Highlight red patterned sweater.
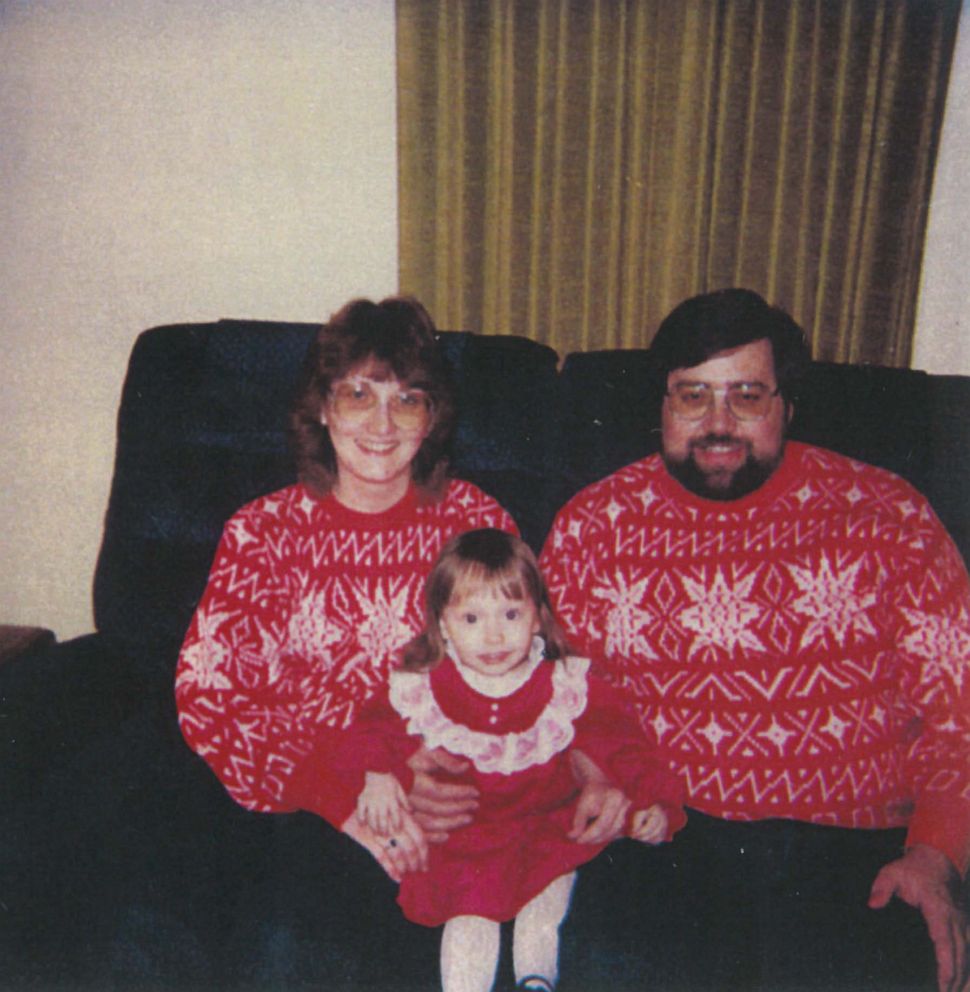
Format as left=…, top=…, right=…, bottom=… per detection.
left=175, top=480, right=515, bottom=815
left=540, top=442, right=970, bottom=873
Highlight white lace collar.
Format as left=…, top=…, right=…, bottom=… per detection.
left=387, top=656, right=591, bottom=775
left=449, top=635, right=546, bottom=698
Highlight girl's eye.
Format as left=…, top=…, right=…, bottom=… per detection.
left=463, top=613, right=477, bottom=624
left=505, top=608, right=520, bottom=621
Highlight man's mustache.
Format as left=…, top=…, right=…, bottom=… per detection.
left=691, top=434, right=745, bottom=449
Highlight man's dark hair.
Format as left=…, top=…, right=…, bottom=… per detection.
left=648, top=288, right=811, bottom=414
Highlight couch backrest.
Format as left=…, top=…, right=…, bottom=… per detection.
left=553, top=352, right=938, bottom=491
left=927, top=374, right=970, bottom=561
left=554, top=349, right=970, bottom=564
left=94, top=321, right=970, bottom=690
left=93, top=321, right=561, bottom=687
left=93, top=321, right=313, bottom=687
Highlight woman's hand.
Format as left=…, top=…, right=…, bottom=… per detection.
left=356, top=771, right=410, bottom=835
left=406, top=746, right=479, bottom=843
left=342, top=807, right=429, bottom=882
left=629, top=804, right=668, bottom=844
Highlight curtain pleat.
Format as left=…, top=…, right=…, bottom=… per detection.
left=397, top=0, right=958, bottom=363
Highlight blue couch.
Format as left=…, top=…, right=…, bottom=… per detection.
left=4, top=319, right=968, bottom=989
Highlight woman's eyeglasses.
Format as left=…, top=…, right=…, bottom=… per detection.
left=329, top=380, right=432, bottom=433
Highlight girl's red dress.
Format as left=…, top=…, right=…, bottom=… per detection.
left=337, top=649, right=685, bottom=927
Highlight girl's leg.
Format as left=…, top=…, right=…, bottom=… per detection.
left=441, top=915, right=501, bottom=992
left=512, top=872, right=577, bottom=990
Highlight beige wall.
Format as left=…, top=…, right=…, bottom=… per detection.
left=1, top=0, right=398, bottom=640
left=914, top=6, right=970, bottom=376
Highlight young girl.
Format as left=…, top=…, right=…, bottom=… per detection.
left=336, top=528, right=685, bottom=992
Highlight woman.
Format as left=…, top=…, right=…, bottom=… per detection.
left=174, top=297, right=517, bottom=985
left=177, top=295, right=515, bottom=826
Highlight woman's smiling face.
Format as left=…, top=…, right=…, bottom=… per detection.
left=321, top=362, right=431, bottom=512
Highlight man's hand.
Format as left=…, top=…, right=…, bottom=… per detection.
left=566, top=747, right=631, bottom=844
left=568, top=779, right=631, bottom=844
left=406, top=746, right=478, bottom=843
left=341, top=808, right=429, bottom=882
left=869, top=844, right=970, bottom=992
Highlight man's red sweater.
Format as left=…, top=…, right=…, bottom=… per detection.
left=541, top=443, right=970, bottom=873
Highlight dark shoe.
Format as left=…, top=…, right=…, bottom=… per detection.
left=516, top=977, right=554, bottom=992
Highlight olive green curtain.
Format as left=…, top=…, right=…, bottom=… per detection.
left=396, top=0, right=959, bottom=363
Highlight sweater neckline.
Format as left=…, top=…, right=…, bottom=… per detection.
left=308, top=482, right=421, bottom=527
left=658, top=440, right=805, bottom=513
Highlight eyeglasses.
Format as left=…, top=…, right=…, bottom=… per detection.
left=328, top=380, right=432, bottom=433
left=666, top=382, right=781, bottom=422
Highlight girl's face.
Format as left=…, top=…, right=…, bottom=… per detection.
left=440, top=582, right=540, bottom=681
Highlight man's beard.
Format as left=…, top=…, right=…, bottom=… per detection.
left=662, top=434, right=784, bottom=501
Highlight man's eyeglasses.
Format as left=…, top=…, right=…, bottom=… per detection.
left=666, top=382, right=781, bottom=422
left=329, top=380, right=432, bottom=433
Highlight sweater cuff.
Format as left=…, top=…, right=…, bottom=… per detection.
left=905, top=795, right=970, bottom=877
left=283, top=729, right=361, bottom=829
left=661, top=801, right=688, bottom=841
left=284, top=731, right=420, bottom=830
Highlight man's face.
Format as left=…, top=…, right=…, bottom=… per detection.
left=660, top=339, right=788, bottom=500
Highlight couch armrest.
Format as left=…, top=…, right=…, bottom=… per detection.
left=0, top=633, right=144, bottom=802
left=0, top=625, right=56, bottom=666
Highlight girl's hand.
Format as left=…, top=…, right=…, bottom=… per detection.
left=630, top=804, right=668, bottom=844
left=356, top=771, right=410, bottom=836
left=568, top=781, right=631, bottom=845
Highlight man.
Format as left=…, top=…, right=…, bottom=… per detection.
left=539, top=289, right=970, bottom=991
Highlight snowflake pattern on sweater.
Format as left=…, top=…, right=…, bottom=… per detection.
left=540, top=442, right=970, bottom=871
left=176, top=481, right=515, bottom=813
